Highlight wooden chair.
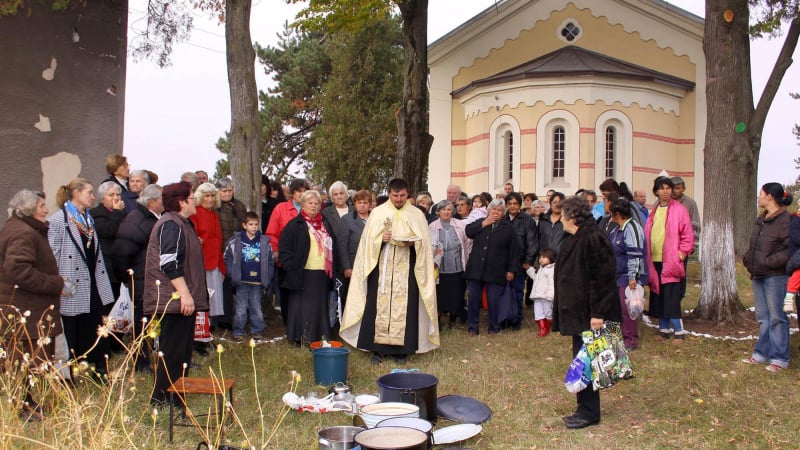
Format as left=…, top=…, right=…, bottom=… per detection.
left=167, top=377, right=235, bottom=443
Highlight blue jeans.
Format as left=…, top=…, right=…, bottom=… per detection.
left=233, top=283, right=266, bottom=338
left=751, top=275, right=790, bottom=368
left=658, top=317, right=685, bottom=335
left=467, top=281, right=505, bottom=334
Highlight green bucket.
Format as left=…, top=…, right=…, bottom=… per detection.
left=312, top=347, right=350, bottom=385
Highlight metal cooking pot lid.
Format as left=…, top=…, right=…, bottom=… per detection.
left=436, top=395, right=492, bottom=424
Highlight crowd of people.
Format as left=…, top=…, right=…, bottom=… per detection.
left=2, top=151, right=797, bottom=430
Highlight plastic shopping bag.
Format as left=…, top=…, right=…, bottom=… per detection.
left=194, top=311, right=212, bottom=341
left=625, top=284, right=645, bottom=320
left=581, top=322, right=634, bottom=391
left=564, top=344, right=593, bottom=393
left=108, top=284, right=133, bottom=334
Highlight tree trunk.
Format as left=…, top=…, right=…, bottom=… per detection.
left=694, top=0, right=751, bottom=322
left=395, top=0, right=433, bottom=195
left=225, top=0, right=262, bottom=218
left=696, top=2, right=799, bottom=323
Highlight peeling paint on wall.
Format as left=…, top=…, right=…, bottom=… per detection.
left=41, top=58, right=57, bottom=80
left=34, top=114, right=51, bottom=132
left=41, top=152, right=81, bottom=214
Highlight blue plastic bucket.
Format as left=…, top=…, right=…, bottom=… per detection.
left=313, top=347, right=350, bottom=385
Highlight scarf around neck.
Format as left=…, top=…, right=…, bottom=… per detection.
left=301, top=211, right=333, bottom=278
left=64, top=201, right=95, bottom=242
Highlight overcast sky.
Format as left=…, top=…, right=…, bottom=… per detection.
left=124, top=0, right=799, bottom=190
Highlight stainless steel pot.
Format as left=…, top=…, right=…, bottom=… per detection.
left=318, top=426, right=364, bottom=450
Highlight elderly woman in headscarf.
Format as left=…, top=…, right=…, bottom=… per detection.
left=429, top=200, right=471, bottom=328
left=190, top=182, right=226, bottom=345
left=0, top=189, right=64, bottom=418
left=279, top=190, right=335, bottom=346
left=48, top=178, right=115, bottom=381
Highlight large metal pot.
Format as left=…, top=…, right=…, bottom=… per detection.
left=376, top=417, right=433, bottom=450
left=377, top=372, right=438, bottom=422
left=354, top=426, right=428, bottom=450
left=318, top=426, right=365, bottom=450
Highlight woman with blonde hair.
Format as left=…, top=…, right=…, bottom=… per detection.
left=48, top=178, right=115, bottom=381
left=279, top=190, right=335, bottom=345
left=190, top=182, right=226, bottom=349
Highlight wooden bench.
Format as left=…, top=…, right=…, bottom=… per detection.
left=167, top=377, right=236, bottom=443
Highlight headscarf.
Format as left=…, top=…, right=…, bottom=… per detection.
left=301, top=210, right=333, bottom=278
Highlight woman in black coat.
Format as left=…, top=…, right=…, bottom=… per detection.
left=464, top=198, right=519, bottom=337
left=279, top=190, right=335, bottom=346
left=111, top=184, right=163, bottom=371
left=553, top=196, right=620, bottom=430
left=91, top=181, right=127, bottom=300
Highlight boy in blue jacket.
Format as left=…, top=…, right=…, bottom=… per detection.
left=224, top=212, right=274, bottom=342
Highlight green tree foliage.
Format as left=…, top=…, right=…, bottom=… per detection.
left=289, top=0, right=432, bottom=194
left=750, top=0, right=800, bottom=37
left=254, top=23, right=330, bottom=180
left=215, top=19, right=403, bottom=190
left=306, top=14, right=403, bottom=192
left=1, top=0, right=76, bottom=16
left=214, top=132, right=231, bottom=179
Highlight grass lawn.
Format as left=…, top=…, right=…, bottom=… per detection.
left=3, top=262, right=799, bottom=449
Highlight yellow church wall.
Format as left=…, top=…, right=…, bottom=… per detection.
left=453, top=97, right=696, bottom=198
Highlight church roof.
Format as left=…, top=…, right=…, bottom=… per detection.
left=451, top=45, right=695, bottom=98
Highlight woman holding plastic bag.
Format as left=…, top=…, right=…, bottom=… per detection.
left=608, top=198, right=648, bottom=350
left=553, top=197, right=620, bottom=429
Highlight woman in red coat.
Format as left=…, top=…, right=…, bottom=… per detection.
left=190, top=183, right=226, bottom=341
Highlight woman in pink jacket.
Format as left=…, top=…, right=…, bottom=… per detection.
left=644, top=176, right=694, bottom=343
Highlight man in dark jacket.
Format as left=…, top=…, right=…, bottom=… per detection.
left=504, top=192, right=538, bottom=330
left=464, top=198, right=519, bottom=337
left=539, top=192, right=567, bottom=256
left=216, top=177, right=248, bottom=330
left=111, top=184, right=163, bottom=371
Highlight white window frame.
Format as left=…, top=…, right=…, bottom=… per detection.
left=489, top=115, right=521, bottom=192
left=536, top=110, right=579, bottom=195
left=594, top=110, right=633, bottom=187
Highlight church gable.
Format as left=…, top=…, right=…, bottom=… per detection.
left=428, top=0, right=705, bottom=208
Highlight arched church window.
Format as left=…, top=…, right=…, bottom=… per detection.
left=605, top=126, right=616, bottom=178
left=553, top=126, right=565, bottom=179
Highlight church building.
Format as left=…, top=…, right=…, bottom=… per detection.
left=427, top=0, right=704, bottom=209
